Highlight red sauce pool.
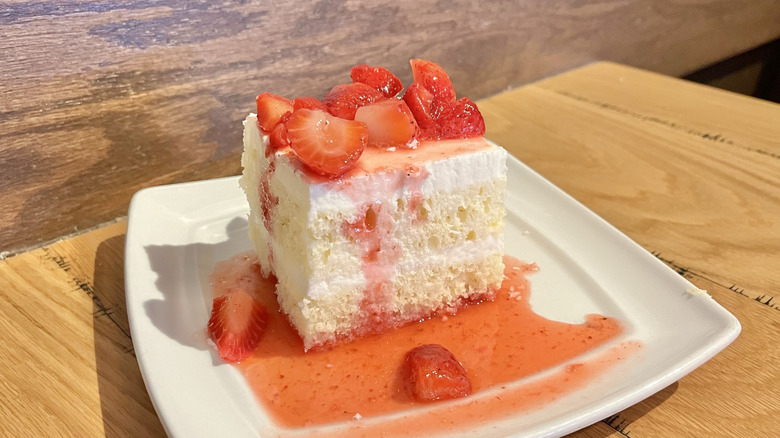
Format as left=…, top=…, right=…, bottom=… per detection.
left=209, top=253, right=632, bottom=436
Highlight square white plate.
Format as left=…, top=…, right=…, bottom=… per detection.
left=125, top=153, right=740, bottom=438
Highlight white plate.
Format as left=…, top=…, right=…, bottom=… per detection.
left=125, top=154, right=740, bottom=438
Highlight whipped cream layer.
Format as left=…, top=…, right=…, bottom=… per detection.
left=240, top=114, right=507, bottom=349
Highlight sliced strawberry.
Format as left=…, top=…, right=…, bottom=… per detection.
left=402, top=82, right=439, bottom=139
left=268, top=120, right=290, bottom=151
left=410, top=59, right=456, bottom=104
left=322, top=82, right=386, bottom=120
left=293, top=96, right=328, bottom=112
left=256, top=92, right=294, bottom=132
left=403, top=344, right=472, bottom=402
left=208, top=287, right=268, bottom=363
left=437, top=97, right=485, bottom=139
left=285, top=109, right=368, bottom=177
left=354, top=99, right=419, bottom=148
left=350, top=64, right=404, bottom=98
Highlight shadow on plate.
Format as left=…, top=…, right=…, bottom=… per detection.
left=142, top=216, right=249, bottom=353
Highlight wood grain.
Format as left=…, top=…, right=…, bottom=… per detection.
left=2, top=0, right=780, bottom=255
left=0, top=221, right=164, bottom=438
left=1, top=62, right=778, bottom=437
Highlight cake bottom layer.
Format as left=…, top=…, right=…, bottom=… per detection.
left=284, top=253, right=504, bottom=350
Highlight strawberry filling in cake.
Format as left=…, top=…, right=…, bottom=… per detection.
left=237, top=60, right=507, bottom=351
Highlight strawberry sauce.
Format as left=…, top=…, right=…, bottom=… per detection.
left=209, top=253, right=630, bottom=435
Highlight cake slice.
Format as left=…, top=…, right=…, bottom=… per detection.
left=240, top=60, right=506, bottom=350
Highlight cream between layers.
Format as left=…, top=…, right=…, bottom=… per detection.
left=240, top=114, right=507, bottom=349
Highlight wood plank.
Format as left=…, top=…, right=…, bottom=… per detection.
left=2, top=0, right=780, bottom=254
left=0, top=221, right=165, bottom=437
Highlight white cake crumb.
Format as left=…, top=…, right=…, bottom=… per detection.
left=353, top=413, right=362, bottom=421
left=686, top=287, right=709, bottom=297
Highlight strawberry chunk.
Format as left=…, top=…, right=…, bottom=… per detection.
left=268, top=120, right=290, bottom=151
left=208, top=287, right=268, bottom=363
left=403, top=344, right=472, bottom=402
left=256, top=92, right=294, bottom=132
left=293, top=97, right=328, bottom=112
left=350, top=64, right=404, bottom=98
left=322, top=82, right=386, bottom=120
left=410, top=59, right=456, bottom=104
left=285, top=109, right=368, bottom=177
left=402, top=82, right=439, bottom=139
left=403, top=60, right=485, bottom=140
left=437, top=97, right=485, bottom=139
left=354, top=99, right=419, bottom=149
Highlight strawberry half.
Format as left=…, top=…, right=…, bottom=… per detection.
left=402, top=82, right=439, bottom=139
left=403, top=344, right=472, bottom=402
left=285, top=109, right=368, bottom=177
left=268, top=120, right=290, bottom=151
left=322, top=82, right=386, bottom=120
left=351, top=64, right=404, bottom=98
left=354, top=99, right=419, bottom=148
left=256, top=92, right=294, bottom=132
left=410, top=59, right=456, bottom=104
left=208, top=287, right=268, bottom=363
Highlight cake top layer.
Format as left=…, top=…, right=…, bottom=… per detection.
left=261, top=121, right=494, bottom=182
left=253, top=60, right=488, bottom=179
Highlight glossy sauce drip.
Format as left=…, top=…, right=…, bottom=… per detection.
left=342, top=201, right=398, bottom=335
left=276, top=136, right=491, bottom=182
left=210, top=253, right=629, bottom=435
left=336, top=163, right=429, bottom=339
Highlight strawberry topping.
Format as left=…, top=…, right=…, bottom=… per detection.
left=437, top=97, right=485, bottom=139
left=256, top=92, right=294, bottom=132
left=285, top=109, right=368, bottom=177
left=403, top=344, right=472, bottom=402
left=253, top=60, right=485, bottom=176
left=208, top=287, right=268, bottom=363
left=322, top=82, right=386, bottom=120
left=410, top=59, right=456, bottom=104
left=350, top=64, right=404, bottom=98
left=354, top=99, right=419, bottom=149
left=293, top=97, right=328, bottom=112
left=268, top=119, right=290, bottom=151
left=403, top=60, right=485, bottom=140
left=402, top=82, right=439, bottom=139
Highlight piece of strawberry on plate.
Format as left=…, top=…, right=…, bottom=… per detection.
left=207, top=287, right=268, bottom=363
left=403, top=344, right=472, bottom=402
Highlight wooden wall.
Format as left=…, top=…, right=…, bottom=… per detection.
left=2, top=0, right=780, bottom=255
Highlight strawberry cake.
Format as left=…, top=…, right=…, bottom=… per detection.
left=239, top=60, right=507, bottom=351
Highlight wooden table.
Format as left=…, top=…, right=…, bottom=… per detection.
left=2, top=62, right=778, bottom=437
